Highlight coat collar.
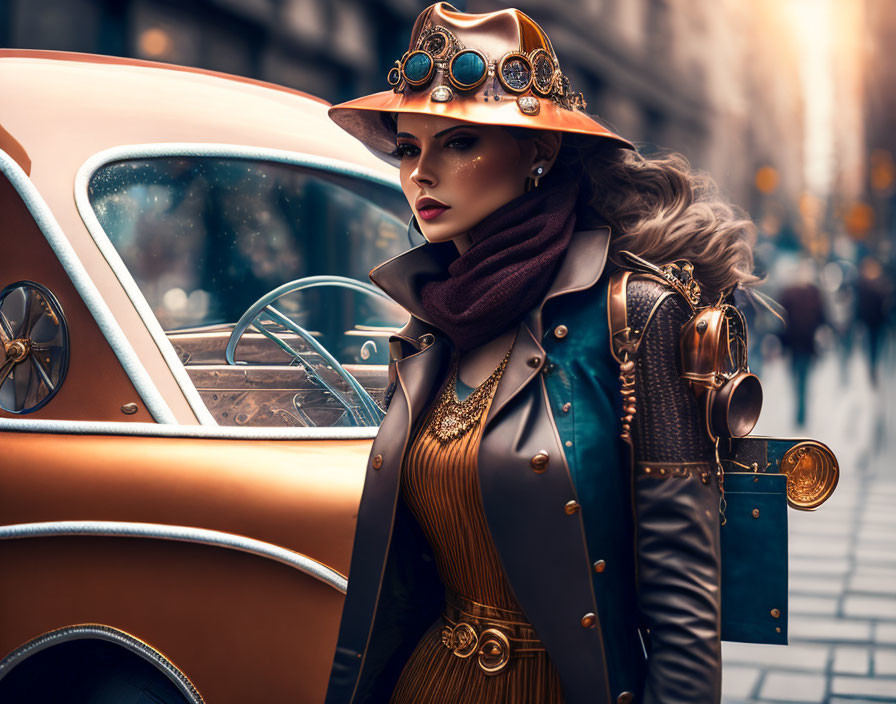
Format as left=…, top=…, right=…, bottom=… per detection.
left=369, top=221, right=612, bottom=333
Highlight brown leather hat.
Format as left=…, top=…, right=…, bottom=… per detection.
left=328, top=2, right=634, bottom=159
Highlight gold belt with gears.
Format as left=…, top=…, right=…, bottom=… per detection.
left=440, top=591, right=546, bottom=675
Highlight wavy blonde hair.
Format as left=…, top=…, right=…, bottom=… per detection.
left=561, top=140, right=760, bottom=300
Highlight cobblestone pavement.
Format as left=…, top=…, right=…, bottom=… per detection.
left=721, top=337, right=896, bottom=703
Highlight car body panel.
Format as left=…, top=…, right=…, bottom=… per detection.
left=0, top=431, right=368, bottom=701
left=0, top=51, right=402, bottom=701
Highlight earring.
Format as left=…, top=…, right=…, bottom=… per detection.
left=532, top=165, right=545, bottom=189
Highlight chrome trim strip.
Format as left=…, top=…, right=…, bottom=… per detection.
left=0, top=149, right=177, bottom=424
left=0, top=416, right=377, bottom=439
left=0, top=624, right=205, bottom=703
left=0, top=520, right=348, bottom=593
left=74, top=144, right=402, bottom=429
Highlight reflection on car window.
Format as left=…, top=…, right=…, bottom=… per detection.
left=88, top=157, right=413, bottom=428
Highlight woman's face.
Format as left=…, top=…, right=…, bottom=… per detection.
left=395, top=113, right=534, bottom=247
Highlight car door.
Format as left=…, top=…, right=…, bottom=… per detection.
left=0, top=147, right=411, bottom=702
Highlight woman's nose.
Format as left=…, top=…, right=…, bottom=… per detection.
left=411, top=153, right=437, bottom=188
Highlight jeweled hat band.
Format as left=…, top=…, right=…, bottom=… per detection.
left=386, top=23, right=586, bottom=114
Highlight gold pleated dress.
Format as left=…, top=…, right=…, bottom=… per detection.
left=389, top=354, right=566, bottom=704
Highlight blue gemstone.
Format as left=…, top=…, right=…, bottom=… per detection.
left=404, top=52, right=432, bottom=83
left=452, top=51, right=486, bottom=87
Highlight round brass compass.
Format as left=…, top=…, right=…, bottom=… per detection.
left=780, top=441, right=839, bottom=510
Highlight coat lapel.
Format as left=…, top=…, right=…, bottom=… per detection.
left=368, top=233, right=457, bottom=327
left=485, top=322, right=543, bottom=430
left=529, top=226, right=611, bottom=337
left=394, top=334, right=451, bottom=425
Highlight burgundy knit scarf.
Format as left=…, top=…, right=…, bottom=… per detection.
left=420, top=172, right=579, bottom=352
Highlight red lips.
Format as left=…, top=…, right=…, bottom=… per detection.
left=416, top=196, right=450, bottom=221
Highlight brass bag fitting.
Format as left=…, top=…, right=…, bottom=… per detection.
left=680, top=305, right=763, bottom=440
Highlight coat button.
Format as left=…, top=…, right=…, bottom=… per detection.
left=372, top=454, right=383, bottom=470
left=581, top=613, right=596, bottom=628
left=617, top=692, right=634, bottom=704
left=564, top=500, right=580, bottom=515
left=561, top=402, right=571, bottom=413
left=531, top=451, right=549, bottom=472
left=593, top=559, right=606, bottom=573
left=553, top=324, right=568, bottom=339
left=527, top=355, right=542, bottom=368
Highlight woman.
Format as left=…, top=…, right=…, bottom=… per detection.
left=325, top=4, right=758, bottom=704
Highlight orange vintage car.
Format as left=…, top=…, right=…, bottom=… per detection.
left=0, top=50, right=414, bottom=703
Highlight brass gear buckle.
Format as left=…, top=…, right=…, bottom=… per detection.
left=440, top=622, right=511, bottom=674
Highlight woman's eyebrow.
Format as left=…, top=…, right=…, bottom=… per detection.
left=433, top=125, right=477, bottom=139
left=395, top=132, right=417, bottom=140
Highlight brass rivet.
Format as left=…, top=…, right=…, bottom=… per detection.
left=372, top=454, right=383, bottom=470
left=593, top=559, right=606, bottom=573
left=120, top=403, right=139, bottom=415
left=531, top=451, right=549, bottom=472
left=617, top=693, right=634, bottom=704
left=565, top=440, right=573, bottom=448
left=770, top=608, right=781, bottom=619
left=752, top=508, right=760, bottom=518
left=561, top=402, right=571, bottom=413
left=775, top=626, right=781, bottom=633
left=564, top=500, right=580, bottom=515
left=554, top=324, right=568, bottom=339
left=527, top=355, right=542, bottom=368
left=581, top=613, right=596, bottom=628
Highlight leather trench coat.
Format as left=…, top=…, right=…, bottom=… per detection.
left=325, top=225, right=722, bottom=704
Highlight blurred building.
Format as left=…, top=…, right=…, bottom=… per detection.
left=864, top=0, right=896, bottom=248
left=1, top=0, right=812, bottom=216
left=467, top=0, right=806, bottom=216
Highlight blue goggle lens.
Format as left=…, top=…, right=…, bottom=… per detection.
left=451, top=51, right=487, bottom=89
left=403, top=52, right=433, bottom=84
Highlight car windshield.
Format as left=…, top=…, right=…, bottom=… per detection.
left=87, top=156, right=415, bottom=428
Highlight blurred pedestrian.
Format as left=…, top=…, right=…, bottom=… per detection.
left=855, top=256, right=891, bottom=383
left=778, top=258, right=827, bottom=426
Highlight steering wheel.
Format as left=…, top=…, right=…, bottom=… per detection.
left=226, top=275, right=393, bottom=427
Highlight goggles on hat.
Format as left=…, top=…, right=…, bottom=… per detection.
left=385, top=25, right=584, bottom=110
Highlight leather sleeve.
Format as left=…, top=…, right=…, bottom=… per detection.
left=628, top=280, right=722, bottom=704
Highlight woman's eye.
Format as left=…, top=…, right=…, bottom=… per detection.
left=395, top=143, right=420, bottom=159
left=446, top=135, right=476, bottom=150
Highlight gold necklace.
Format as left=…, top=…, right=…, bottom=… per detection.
left=428, top=347, right=512, bottom=444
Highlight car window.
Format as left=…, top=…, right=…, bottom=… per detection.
left=87, top=156, right=413, bottom=428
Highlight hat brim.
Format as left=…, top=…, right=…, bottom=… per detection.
left=328, top=89, right=634, bottom=163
